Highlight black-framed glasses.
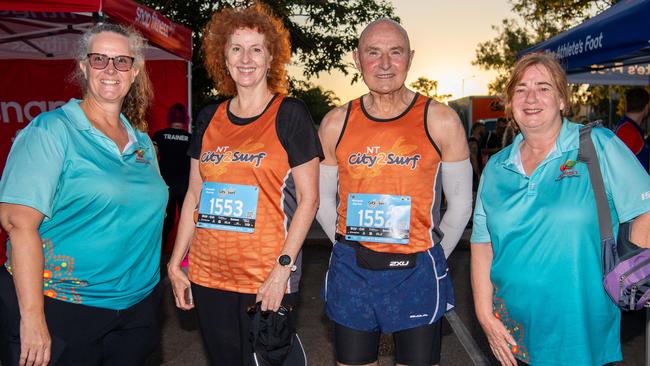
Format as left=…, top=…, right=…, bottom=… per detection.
left=86, top=53, right=135, bottom=72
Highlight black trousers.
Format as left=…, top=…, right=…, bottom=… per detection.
left=0, top=267, right=162, bottom=366
left=162, top=181, right=187, bottom=250
left=191, top=282, right=298, bottom=366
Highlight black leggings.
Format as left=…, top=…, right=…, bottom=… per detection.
left=191, top=282, right=298, bottom=366
left=334, top=320, right=442, bottom=366
left=0, top=267, right=161, bottom=366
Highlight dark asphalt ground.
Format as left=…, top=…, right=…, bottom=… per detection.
left=153, top=226, right=647, bottom=366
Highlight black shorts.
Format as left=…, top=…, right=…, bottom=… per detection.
left=191, top=282, right=298, bottom=366
left=0, top=267, right=161, bottom=366
left=333, top=319, right=443, bottom=366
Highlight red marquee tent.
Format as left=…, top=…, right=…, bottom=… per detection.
left=0, top=0, right=193, bottom=262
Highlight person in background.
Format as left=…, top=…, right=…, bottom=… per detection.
left=0, top=23, right=167, bottom=366
left=471, top=53, right=650, bottom=366
left=501, top=120, right=518, bottom=148
left=468, top=122, right=485, bottom=195
left=484, top=117, right=508, bottom=158
left=317, top=18, right=472, bottom=366
left=153, top=103, right=191, bottom=252
left=615, top=87, right=649, bottom=171
left=166, top=4, right=321, bottom=365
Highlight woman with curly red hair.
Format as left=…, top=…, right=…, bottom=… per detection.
left=167, top=3, right=322, bottom=365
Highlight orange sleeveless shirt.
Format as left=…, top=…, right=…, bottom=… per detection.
left=190, top=95, right=294, bottom=293
left=335, top=94, right=443, bottom=254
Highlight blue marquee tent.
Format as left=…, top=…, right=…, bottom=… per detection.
left=520, top=0, right=650, bottom=85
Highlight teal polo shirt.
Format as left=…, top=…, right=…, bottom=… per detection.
left=0, top=99, right=168, bottom=310
left=471, top=119, right=650, bottom=366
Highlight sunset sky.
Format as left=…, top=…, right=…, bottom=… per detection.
left=289, top=0, right=519, bottom=103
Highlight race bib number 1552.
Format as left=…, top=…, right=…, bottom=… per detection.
left=345, top=193, right=411, bottom=244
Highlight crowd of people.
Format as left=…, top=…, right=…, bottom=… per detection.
left=0, top=3, right=648, bottom=366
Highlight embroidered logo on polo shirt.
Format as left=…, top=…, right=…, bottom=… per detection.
left=555, top=159, right=579, bottom=181
left=135, top=148, right=149, bottom=164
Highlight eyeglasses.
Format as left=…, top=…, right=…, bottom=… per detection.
left=86, top=53, right=135, bottom=72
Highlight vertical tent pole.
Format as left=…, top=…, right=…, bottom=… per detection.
left=646, top=306, right=649, bottom=366
left=608, top=85, right=613, bottom=129
left=187, top=60, right=192, bottom=133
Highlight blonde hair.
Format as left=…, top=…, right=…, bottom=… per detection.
left=73, top=23, right=153, bottom=131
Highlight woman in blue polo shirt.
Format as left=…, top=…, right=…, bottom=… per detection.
left=0, top=23, right=167, bottom=366
left=471, top=53, right=650, bottom=366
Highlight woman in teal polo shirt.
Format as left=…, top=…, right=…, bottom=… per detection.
left=0, top=23, right=167, bottom=366
left=471, top=53, right=650, bottom=366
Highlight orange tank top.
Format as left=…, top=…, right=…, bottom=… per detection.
left=190, top=95, right=294, bottom=293
left=335, top=94, right=443, bottom=254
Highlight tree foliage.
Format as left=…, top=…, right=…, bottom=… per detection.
left=473, top=19, right=534, bottom=93
left=289, top=80, right=340, bottom=125
left=409, top=77, right=452, bottom=102
left=473, top=0, right=617, bottom=95
left=136, top=0, right=396, bottom=111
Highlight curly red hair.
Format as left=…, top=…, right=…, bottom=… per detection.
left=202, top=3, right=291, bottom=96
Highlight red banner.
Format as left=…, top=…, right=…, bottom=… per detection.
left=104, top=0, right=193, bottom=61
left=146, top=60, right=190, bottom=135
left=0, top=0, right=101, bottom=12
left=0, top=60, right=80, bottom=174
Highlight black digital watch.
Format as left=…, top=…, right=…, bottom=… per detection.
left=277, top=254, right=297, bottom=272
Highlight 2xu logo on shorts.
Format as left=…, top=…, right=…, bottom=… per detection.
left=389, top=260, right=411, bottom=267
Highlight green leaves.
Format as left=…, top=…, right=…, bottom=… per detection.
left=137, top=0, right=396, bottom=109
left=409, top=77, right=451, bottom=102
left=473, top=0, right=617, bottom=94
left=289, top=80, right=340, bottom=125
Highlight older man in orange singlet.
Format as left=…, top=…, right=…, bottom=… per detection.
left=317, top=19, right=472, bottom=366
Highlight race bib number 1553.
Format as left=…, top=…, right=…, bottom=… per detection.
left=197, top=182, right=259, bottom=233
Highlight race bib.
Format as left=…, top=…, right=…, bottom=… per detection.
left=345, top=193, right=411, bottom=244
left=197, top=182, right=259, bottom=233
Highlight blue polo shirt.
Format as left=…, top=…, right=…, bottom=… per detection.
left=471, top=119, right=650, bottom=366
left=0, top=99, right=168, bottom=310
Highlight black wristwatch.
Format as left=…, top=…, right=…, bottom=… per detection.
left=277, top=254, right=297, bottom=272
